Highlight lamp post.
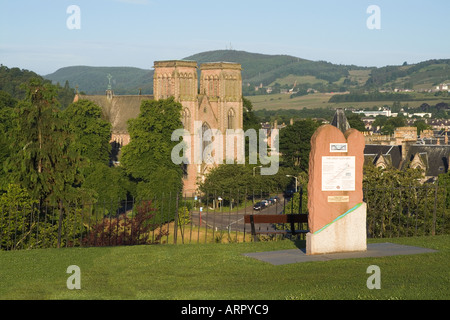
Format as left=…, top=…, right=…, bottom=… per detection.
left=253, top=165, right=262, bottom=176
left=286, top=175, right=298, bottom=193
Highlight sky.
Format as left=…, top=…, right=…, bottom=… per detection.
left=0, top=0, right=449, bottom=75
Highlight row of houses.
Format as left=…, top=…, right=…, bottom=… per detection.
left=363, top=117, right=450, bottom=133
left=364, top=126, right=450, bottom=182
left=331, top=109, right=450, bottom=182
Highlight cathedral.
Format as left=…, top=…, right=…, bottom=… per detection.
left=75, top=60, right=244, bottom=193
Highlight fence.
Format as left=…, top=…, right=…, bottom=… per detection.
left=1, top=185, right=449, bottom=251
left=364, top=184, right=449, bottom=238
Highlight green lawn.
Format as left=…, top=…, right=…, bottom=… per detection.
left=0, top=235, right=449, bottom=300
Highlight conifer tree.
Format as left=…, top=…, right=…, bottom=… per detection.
left=6, top=79, right=87, bottom=205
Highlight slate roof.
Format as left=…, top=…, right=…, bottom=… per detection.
left=364, top=144, right=403, bottom=169
left=80, top=94, right=154, bottom=133
left=402, top=144, right=450, bottom=177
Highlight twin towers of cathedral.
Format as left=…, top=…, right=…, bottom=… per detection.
left=153, top=60, right=244, bottom=192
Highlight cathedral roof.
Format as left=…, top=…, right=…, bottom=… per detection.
left=78, top=93, right=154, bottom=133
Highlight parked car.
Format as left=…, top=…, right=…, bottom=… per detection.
left=253, top=202, right=266, bottom=211
left=268, top=196, right=280, bottom=204
left=261, top=199, right=269, bottom=207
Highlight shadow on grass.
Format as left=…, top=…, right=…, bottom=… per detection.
left=291, top=238, right=307, bottom=253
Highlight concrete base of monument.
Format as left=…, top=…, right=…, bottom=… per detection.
left=306, top=202, right=367, bottom=255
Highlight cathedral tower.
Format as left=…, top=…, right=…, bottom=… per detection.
left=153, top=60, right=243, bottom=194
left=200, top=62, right=243, bottom=132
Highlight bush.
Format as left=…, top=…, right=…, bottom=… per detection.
left=82, top=200, right=168, bottom=246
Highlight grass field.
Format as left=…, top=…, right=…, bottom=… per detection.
left=247, top=92, right=450, bottom=111
left=0, top=235, right=448, bottom=300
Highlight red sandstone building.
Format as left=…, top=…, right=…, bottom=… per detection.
left=75, top=60, right=244, bottom=194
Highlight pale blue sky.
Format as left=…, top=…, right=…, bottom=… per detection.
left=0, top=0, right=449, bottom=75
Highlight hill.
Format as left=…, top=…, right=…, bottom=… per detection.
left=184, top=50, right=368, bottom=93
left=44, top=66, right=154, bottom=95
left=43, top=50, right=366, bottom=95
left=365, top=59, right=450, bottom=91
left=42, top=50, right=450, bottom=99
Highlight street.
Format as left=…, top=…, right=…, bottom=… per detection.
left=189, top=195, right=290, bottom=233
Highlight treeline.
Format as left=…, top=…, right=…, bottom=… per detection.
left=0, top=77, right=184, bottom=250
left=0, top=65, right=75, bottom=109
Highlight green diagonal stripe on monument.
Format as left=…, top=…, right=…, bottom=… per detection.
left=313, top=203, right=363, bottom=235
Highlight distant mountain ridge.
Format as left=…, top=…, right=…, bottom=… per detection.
left=42, top=50, right=450, bottom=95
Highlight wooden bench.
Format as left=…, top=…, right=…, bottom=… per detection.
left=244, top=214, right=309, bottom=242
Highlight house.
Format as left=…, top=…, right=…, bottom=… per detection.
left=401, top=145, right=450, bottom=182
left=364, top=145, right=403, bottom=170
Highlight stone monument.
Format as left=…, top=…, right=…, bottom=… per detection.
left=306, top=124, right=367, bottom=255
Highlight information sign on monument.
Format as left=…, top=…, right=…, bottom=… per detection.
left=322, top=156, right=355, bottom=191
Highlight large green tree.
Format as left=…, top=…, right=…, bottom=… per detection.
left=62, top=99, right=132, bottom=209
left=120, top=98, right=184, bottom=201
left=5, top=79, right=88, bottom=205
left=0, top=91, right=18, bottom=189
left=279, top=119, right=321, bottom=172
left=199, top=162, right=293, bottom=195
left=62, top=99, right=112, bottom=166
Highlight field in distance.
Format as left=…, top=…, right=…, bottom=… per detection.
left=246, top=92, right=450, bottom=111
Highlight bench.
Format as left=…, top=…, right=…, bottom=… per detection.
left=244, top=214, right=309, bottom=242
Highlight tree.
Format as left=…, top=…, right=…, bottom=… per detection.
left=120, top=98, right=184, bottom=209
left=346, top=113, right=366, bottom=132
left=0, top=91, right=18, bottom=189
left=279, top=119, right=320, bottom=172
left=197, top=162, right=294, bottom=206
left=0, top=184, right=37, bottom=250
left=62, top=99, right=112, bottom=166
left=5, top=79, right=88, bottom=205
left=82, top=163, right=132, bottom=213
left=361, top=164, right=443, bottom=237
left=413, top=120, right=431, bottom=135
left=242, top=97, right=261, bottom=132
left=375, top=116, right=406, bottom=135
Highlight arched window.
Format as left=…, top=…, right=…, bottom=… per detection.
left=202, top=122, right=213, bottom=163
left=227, top=108, right=235, bottom=130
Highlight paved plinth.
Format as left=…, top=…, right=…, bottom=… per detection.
left=243, top=243, right=437, bottom=265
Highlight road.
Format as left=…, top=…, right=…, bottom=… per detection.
left=190, top=195, right=290, bottom=233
